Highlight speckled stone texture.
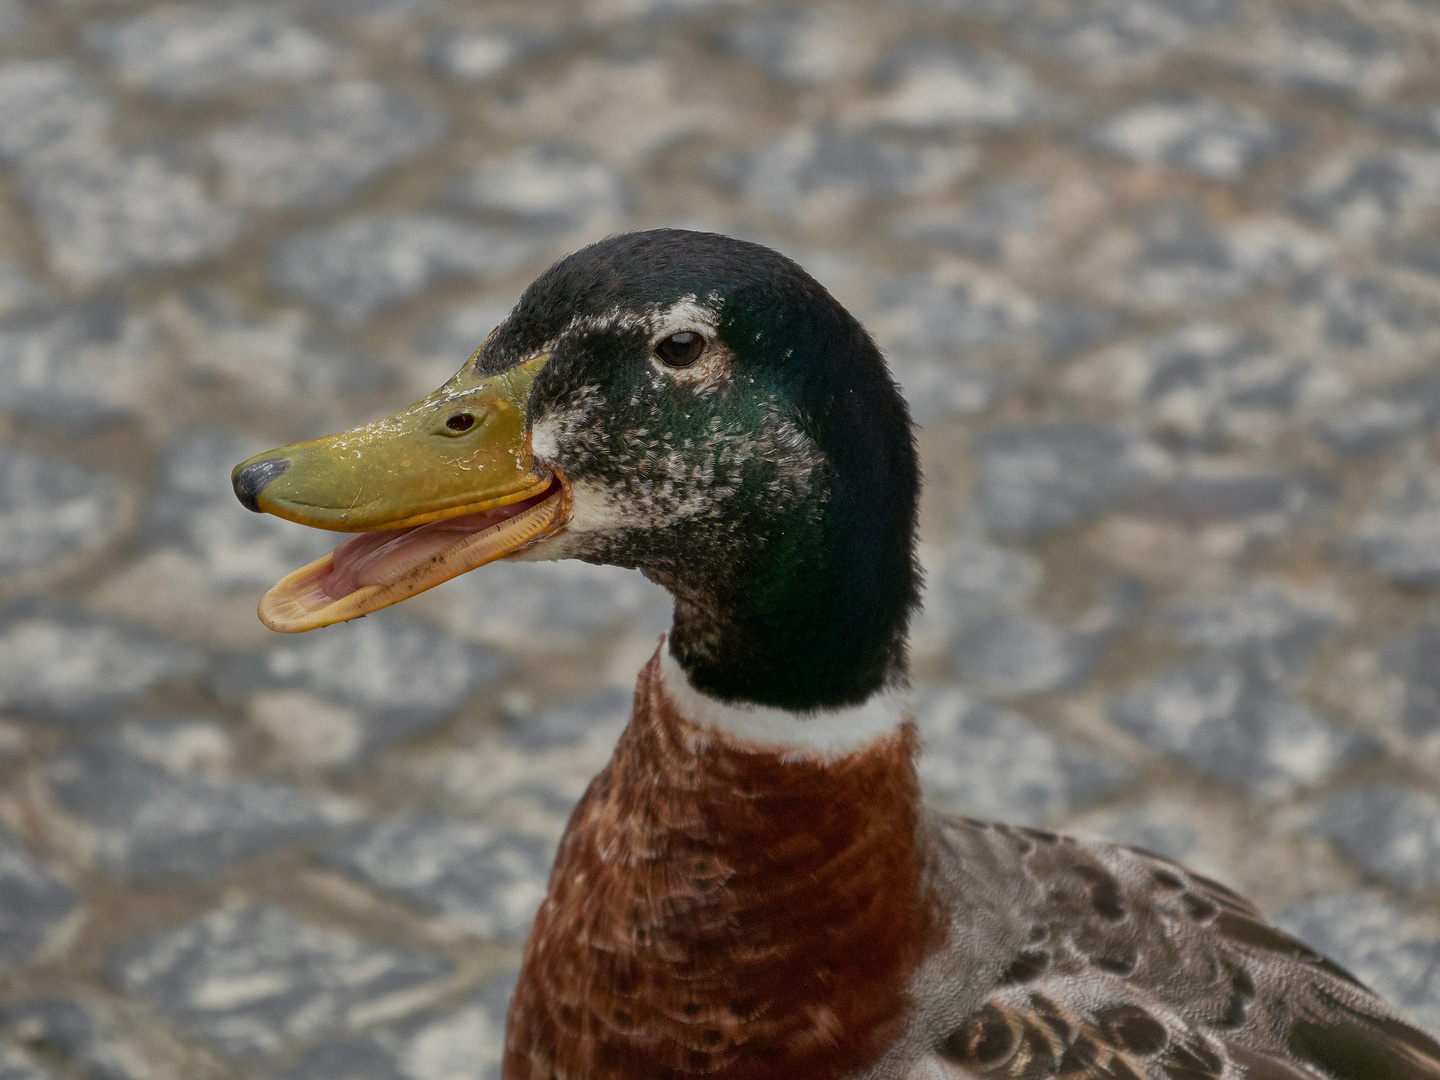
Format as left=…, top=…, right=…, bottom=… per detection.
left=0, top=0, right=1436, bottom=1074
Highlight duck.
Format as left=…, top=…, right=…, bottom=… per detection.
left=232, top=229, right=1440, bottom=1080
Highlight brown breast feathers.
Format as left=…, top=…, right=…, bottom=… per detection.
left=504, top=646, right=939, bottom=1080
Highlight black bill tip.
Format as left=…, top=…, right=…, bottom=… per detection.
left=233, top=457, right=290, bottom=513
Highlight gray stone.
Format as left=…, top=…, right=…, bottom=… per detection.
left=46, top=719, right=354, bottom=883
left=212, top=608, right=508, bottom=751
left=0, top=446, right=124, bottom=577
left=84, top=5, right=339, bottom=102
left=1317, top=370, right=1440, bottom=455
left=951, top=613, right=1105, bottom=698
left=0, top=61, right=112, bottom=163
left=425, top=27, right=551, bottom=82
left=473, top=50, right=720, bottom=164
left=1108, top=321, right=1310, bottom=450
left=22, top=148, right=246, bottom=282
left=423, top=555, right=670, bottom=653
left=383, top=973, right=512, bottom=1080
left=0, top=0, right=25, bottom=41
left=1368, top=103, right=1440, bottom=148
left=408, top=296, right=517, bottom=381
left=1088, top=94, right=1303, bottom=181
left=0, top=298, right=161, bottom=424
left=1119, top=197, right=1328, bottom=309
left=940, top=565, right=1139, bottom=696
left=277, top=1038, right=403, bottom=1080
left=1087, top=805, right=1203, bottom=866
left=887, top=357, right=1003, bottom=425
left=889, top=179, right=1047, bottom=259
left=914, top=686, right=1134, bottom=825
left=497, top=686, right=632, bottom=753
left=444, top=145, right=631, bottom=233
left=1291, top=149, right=1440, bottom=244
left=1391, top=236, right=1440, bottom=283
left=144, top=428, right=334, bottom=592
left=1311, top=785, right=1440, bottom=892
left=209, top=82, right=445, bottom=211
left=1236, top=10, right=1410, bottom=101
left=1109, top=661, right=1371, bottom=800
left=711, top=8, right=865, bottom=86
left=278, top=971, right=515, bottom=1080
left=106, top=903, right=452, bottom=1060
left=0, top=1046, right=55, bottom=1080
left=0, top=259, right=46, bottom=317
left=971, top=423, right=1161, bottom=539
left=870, top=271, right=1040, bottom=357
left=0, top=605, right=205, bottom=723
left=1, top=998, right=140, bottom=1080
left=723, top=127, right=974, bottom=225
left=1037, top=304, right=1133, bottom=362
left=887, top=2, right=1032, bottom=23
left=922, top=536, right=1041, bottom=623
left=589, top=0, right=743, bottom=19
left=269, top=214, right=542, bottom=324
left=1278, top=893, right=1440, bottom=1036
left=455, top=781, right=584, bottom=841
left=1377, top=624, right=1440, bottom=746
left=1007, top=0, right=1240, bottom=73
left=324, top=810, right=553, bottom=942
left=417, top=704, right=621, bottom=831
left=1345, top=460, right=1440, bottom=588
left=1165, top=581, right=1345, bottom=685
left=863, top=41, right=1047, bottom=130
left=0, top=828, right=78, bottom=976
left=1121, top=467, right=1338, bottom=541
left=1288, top=269, right=1440, bottom=355
left=303, top=0, right=440, bottom=20
left=165, top=285, right=392, bottom=402
left=911, top=534, right=1035, bottom=656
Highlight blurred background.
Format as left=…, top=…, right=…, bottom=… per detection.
left=0, top=0, right=1437, bottom=1075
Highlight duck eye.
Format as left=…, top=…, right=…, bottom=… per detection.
left=446, top=413, right=475, bottom=431
left=655, top=331, right=705, bottom=367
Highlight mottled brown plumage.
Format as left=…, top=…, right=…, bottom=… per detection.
left=505, top=647, right=940, bottom=1080
left=505, top=648, right=1440, bottom=1080
left=916, top=819, right=1440, bottom=1079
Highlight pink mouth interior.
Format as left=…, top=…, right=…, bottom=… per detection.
left=311, top=484, right=558, bottom=602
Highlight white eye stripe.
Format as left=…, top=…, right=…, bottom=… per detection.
left=545, top=294, right=723, bottom=353
left=646, top=296, right=720, bottom=348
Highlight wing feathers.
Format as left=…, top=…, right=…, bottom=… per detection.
left=1288, top=991, right=1440, bottom=1080
left=924, top=818, right=1440, bottom=1080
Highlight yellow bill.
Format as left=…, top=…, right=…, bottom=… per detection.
left=232, top=353, right=569, bottom=632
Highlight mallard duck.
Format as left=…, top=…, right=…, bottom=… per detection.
left=233, top=230, right=1440, bottom=1080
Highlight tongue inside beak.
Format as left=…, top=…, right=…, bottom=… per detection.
left=232, top=353, right=570, bottom=633
left=257, top=478, right=568, bottom=633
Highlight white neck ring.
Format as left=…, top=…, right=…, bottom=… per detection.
left=657, top=647, right=909, bottom=759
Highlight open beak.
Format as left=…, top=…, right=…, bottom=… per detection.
left=232, top=353, right=569, bottom=632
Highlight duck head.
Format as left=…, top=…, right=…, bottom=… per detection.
left=234, top=230, right=919, bottom=710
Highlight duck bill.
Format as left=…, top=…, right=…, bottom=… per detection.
left=232, top=353, right=570, bottom=633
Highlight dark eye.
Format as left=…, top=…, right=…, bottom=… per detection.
left=446, top=413, right=475, bottom=431
left=655, top=331, right=705, bottom=367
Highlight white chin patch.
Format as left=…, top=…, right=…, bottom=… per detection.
left=659, top=648, right=908, bottom=758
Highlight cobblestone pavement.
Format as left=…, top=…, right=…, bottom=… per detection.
left=0, top=0, right=1438, bottom=1076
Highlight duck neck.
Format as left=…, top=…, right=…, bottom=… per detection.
left=504, top=645, right=938, bottom=1080
left=659, top=502, right=919, bottom=712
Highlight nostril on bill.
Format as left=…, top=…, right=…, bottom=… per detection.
left=233, top=458, right=291, bottom=512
